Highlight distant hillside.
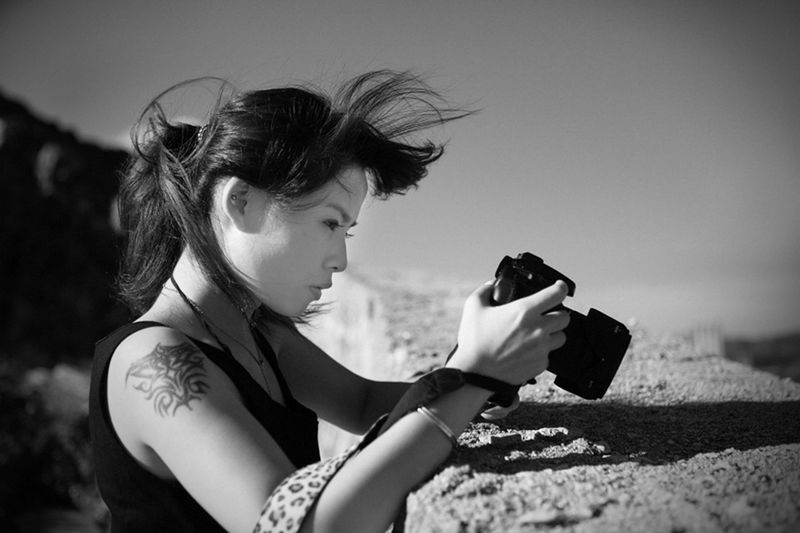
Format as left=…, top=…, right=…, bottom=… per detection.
left=724, top=332, right=800, bottom=382
left=0, top=90, right=129, bottom=365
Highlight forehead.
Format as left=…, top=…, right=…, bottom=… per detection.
left=305, top=165, right=368, bottom=207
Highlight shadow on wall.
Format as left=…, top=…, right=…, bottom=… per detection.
left=455, top=400, right=800, bottom=475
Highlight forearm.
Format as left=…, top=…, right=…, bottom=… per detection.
left=304, top=384, right=492, bottom=533
left=361, top=380, right=412, bottom=428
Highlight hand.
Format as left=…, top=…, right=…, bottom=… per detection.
left=480, top=392, right=521, bottom=421
left=447, top=280, right=570, bottom=385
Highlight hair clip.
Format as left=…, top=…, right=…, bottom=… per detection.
left=196, top=124, right=208, bottom=144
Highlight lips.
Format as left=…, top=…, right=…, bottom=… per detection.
left=309, top=282, right=332, bottom=300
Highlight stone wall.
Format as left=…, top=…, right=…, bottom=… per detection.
left=300, top=266, right=800, bottom=532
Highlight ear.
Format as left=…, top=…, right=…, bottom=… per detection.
left=218, top=177, right=263, bottom=232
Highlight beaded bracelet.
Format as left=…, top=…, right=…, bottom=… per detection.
left=417, top=405, right=458, bottom=447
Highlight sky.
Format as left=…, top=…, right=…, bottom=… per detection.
left=1, top=0, right=798, bottom=338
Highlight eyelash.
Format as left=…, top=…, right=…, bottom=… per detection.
left=325, top=220, right=355, bottom=238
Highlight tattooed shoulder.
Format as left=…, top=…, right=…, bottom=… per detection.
left=125, top=342, right=210, bottom=418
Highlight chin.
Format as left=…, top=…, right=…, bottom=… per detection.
left=267, top=299, right=312, bottom=319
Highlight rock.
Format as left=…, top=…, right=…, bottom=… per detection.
left=489, top=434, right=523, bottom=446
left=594, top=440, right=611, bottom=454
left=516, top=508, right=560, bottom=525
left=564, top=503, right=594, bottom=520
left=725, top=496, right=754, bottom=519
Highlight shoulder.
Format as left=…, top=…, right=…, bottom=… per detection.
left=105, top=325, right=298, bottom=524
left=107, top=325, right=239, bottom=423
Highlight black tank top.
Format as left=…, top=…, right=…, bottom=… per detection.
left=89, top=321, right=320, bottom=532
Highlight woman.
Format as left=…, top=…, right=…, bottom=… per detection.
left=89, top=70, right=570, bottom=532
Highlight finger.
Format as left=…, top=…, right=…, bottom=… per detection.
left=480, top=393, right=521, bottom=421
left=542, top=310, right=571, bottom=333
left=469, top=279, right=499, bottom=307
left=491, top=277, right=514, bottom=305
left=549, top=330, right=567, bottom=350
left=514, top=280, right=569, bottom=313
left=543, top=307, right=571, bottom=318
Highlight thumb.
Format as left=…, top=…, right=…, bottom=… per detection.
left=468, top=280, right=496, bottom=308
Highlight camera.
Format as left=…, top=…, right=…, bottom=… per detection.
left=491, top=252, right=631, bottom=400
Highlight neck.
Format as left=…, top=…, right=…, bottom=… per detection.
left=168, top=250, right=256, bottom=338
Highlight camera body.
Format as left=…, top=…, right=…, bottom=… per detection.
left=492, top=252, right=631, bottom=400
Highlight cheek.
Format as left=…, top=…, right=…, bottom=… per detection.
left=253, top=234, right=310, bottom=286
left=227, top=221, right=323, bottom=295
left=224, top=232, right=277, bottom=280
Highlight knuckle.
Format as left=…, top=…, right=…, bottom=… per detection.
left=512, top=309, right=530, bottom=330
left=529, top=326, right=546, bottom=343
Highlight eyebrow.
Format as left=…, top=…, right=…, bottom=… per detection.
left=324, top=202, right=358, bottom=227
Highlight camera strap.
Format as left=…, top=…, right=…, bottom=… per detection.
left=461, top=372, right=520, bottom=407
left=444, top=345, right=523, bottom=407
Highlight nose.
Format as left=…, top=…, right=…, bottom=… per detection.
left=325, top=235, right=348, bottom=273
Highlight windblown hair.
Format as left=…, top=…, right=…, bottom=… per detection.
left=116, top=70, right=471, bottom=322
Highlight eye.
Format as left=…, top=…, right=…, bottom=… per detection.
left=324, top=220, right=355, bottom=238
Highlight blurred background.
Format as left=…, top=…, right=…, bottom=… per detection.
left=1, top=0, right=798, bottom=530
left=3, top=0, right=800, bottom=337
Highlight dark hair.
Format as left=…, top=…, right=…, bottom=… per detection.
left=116, top=70, right=472, bottom=323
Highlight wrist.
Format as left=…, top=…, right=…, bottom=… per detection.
left=441, top=361, right=520, bottom=408
left=425, top=382, right=492, bottom=438
left=444, top=351, right=517, bottom=394
left=444, top=346, right=489, bottom=375
left=377, top=367, right=495, bottom=438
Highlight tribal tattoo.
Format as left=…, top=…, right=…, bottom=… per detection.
left=125, top=342, right=210, bottom=417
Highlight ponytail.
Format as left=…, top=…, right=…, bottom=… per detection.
left=116, top=99, right=203, bottom=313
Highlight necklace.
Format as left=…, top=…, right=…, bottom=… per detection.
left=170, top=276, right=275, bottom=399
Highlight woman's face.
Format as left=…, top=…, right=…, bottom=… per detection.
left=223, top=165, right=368, bottom=316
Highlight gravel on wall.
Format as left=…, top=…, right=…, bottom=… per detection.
left=400, top=329, right=800, bottom=532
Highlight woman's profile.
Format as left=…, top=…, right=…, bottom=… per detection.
left=89, top=70, right=570, bottom=532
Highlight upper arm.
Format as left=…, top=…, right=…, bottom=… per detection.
left=107, top=327, right=295, bottom=533
left=263, top=322, right=413, bottom=434
left=263, top=322, right=373, bottom=433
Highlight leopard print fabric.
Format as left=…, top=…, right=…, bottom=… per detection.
left=253, top=444, right=358, bottom=533
left=253, top=415, right=387, bottom=533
